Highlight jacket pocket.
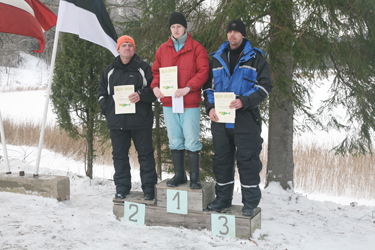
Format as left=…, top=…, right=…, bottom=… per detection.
left=99, top=98, right=107, bottom=115
left=212, top=67, right=225, bottom=92
left=250, top=107, right=262, bottom=129
left=104, top=97, right=115, bottom=122
left=242, top=67, right=257, bottom=93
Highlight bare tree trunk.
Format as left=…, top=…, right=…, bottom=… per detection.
left=154, top=101, right=162, bottom=180
left=86, top=110, right=95, bottom=179
left=267, top=82, right=294, bottom=189
left=86, top=136, right=94, bottom=179
left=266, top=0, right=295, bottom=190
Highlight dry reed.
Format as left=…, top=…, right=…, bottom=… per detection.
left=293, top=141, right=375, bottom=200
left=0, top=118, right=114, bottom=164
left=1, top=118, right=374, bottom=200
left=255, top=141, right=374, bottom=200
left=0, top=86, right=46, bottom=92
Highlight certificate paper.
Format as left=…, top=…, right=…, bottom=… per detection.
left=160, top=66, right=178, bottom=96
left=214, top=92, right=236, bottom=123
left=172, top=95, right=184, bottom=113
left=114, top=85, right=135, bottom=114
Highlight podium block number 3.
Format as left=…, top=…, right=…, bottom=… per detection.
left=211, top=214, right=236, bottom=238
left=124, top=202, right=145, bottom=225
left=167, top=189, right=188, bottom=214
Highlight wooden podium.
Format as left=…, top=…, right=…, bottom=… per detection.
left=113, top=179, right=261, bottom=239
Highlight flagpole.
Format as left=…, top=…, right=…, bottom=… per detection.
left=0, top=111, right=11, bottom=174
left=34, top=28, right=60, bottom=177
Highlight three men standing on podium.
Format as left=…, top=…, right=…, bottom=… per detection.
left=99, top=15, right=272, bottom=217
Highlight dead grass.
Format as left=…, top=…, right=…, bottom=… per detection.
left=0, top=118, right=114, bottom=164
left=1, top=119, right=374, bottom=199
left=0, top=86, right=46, bottom=92
left=292, top=141, right=375, bottom=200
left=257, top=141, right=374, bottom=200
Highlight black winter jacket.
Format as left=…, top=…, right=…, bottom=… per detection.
left=98, top=54, right=156, bottom=130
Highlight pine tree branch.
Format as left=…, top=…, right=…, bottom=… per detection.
left=329, top=52, right=354, bottom=91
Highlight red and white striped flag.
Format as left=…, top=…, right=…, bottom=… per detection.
left=0, top=0, right=57, bottom=53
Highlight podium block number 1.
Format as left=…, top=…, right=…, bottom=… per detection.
left=124, top=201, right=145, bottom=225
left=211, top=214, right=236, bottom=238
left=167, top=189, right=188, bottom=214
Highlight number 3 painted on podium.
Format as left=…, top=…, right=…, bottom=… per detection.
left=211, top=214, right=236, bottom=238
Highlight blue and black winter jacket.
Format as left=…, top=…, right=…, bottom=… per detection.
left=203, top=39, right=273, bottom=123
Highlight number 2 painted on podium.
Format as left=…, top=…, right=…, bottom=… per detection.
left=128, top=204, right=138, bottom=222
left=124, top=201, right=145, bottom=225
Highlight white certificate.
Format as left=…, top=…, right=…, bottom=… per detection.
left=214, top=92, right=236, bottom=123
left=159, top=66, right=178, bottom=96
left=172, top=95, right=184, bottom=113
left=114, top=85, right=135, bottom=114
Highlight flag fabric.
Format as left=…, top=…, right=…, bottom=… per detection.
left=0, top=0, right=57, bottom=53
left=56, top=0, right=119, bottom=57
left=28, top=0, right=57, bottom=31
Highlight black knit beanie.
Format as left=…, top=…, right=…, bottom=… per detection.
left=227, top=19, right=246, bottom=37
left=169, top=12, right=187, bottom=29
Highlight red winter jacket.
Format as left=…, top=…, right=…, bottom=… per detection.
left=151, top=32, right=209, bottom=108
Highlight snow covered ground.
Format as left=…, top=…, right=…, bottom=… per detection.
left=1, top=149, right=375, bottom=250
left=1, top=53, right=375, bottom=249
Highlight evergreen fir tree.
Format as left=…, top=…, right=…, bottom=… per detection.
left=51, top=33, right=114, bottom=179
left=196, top=0, right=375, bottom=189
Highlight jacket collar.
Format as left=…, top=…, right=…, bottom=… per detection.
left=211, top=39, right=256, bottom=60
left=171, top=32, right=188, bottom=46
left=167, top=32, right=193, bottom=52
left=113, top=53, right=141, bottom=70
left=210, top=39, right=256, bottom=77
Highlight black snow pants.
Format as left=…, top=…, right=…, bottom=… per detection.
left=110, top=128, right=157, bottom=194
left=211, top=108, right=263, bottom=208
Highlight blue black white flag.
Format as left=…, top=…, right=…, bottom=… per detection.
left=56, top=0, right=118, bottom=56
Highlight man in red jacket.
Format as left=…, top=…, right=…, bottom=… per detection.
left=151, top=12, right=209, bottom=189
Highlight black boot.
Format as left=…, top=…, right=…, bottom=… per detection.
left=115, top=192, right=128, bottom=199
left=241, top=185, right=261, bottom=216
left=242, top=205, right=255, bottom=216
left=143, top=188, right=155, bottom=200
left=207, top=183, right=234, bottom=211
left=167, top=150, right=187, bottom=187
left=187, top=150, right=202, bottom=189
left=115, top=186, right=130, bottom=199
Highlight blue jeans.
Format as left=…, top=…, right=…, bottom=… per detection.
left=163, top=107, right=202, bottom=152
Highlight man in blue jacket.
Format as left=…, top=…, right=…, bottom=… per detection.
left=98, top=35, right=157, bottom=200
left=203, top=20, right=273, bottom=216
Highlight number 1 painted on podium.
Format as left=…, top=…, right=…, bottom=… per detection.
left=167, top=189, right=188, bottom=214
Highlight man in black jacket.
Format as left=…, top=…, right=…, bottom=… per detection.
left=98, top=35, right=157, bottom=200
left=203, top=20, right=273, bottom=216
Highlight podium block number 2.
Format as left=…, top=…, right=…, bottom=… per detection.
left=124, top=201, right=145, bottom=225
left=167, top=189, right=188, bottom=214
left=211, top=214, right=236, bottom=238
